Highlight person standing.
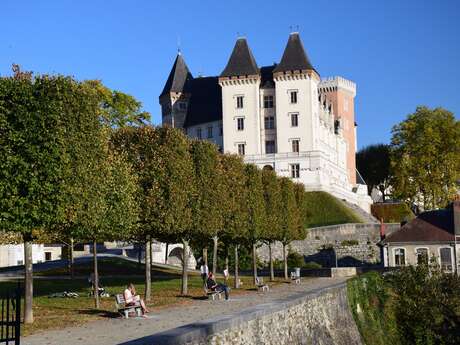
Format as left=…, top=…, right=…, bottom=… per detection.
left=200, top=262, right=209, bottom=285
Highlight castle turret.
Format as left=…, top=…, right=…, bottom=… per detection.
left=159, top=52, right=193, bottom=128
left=273, top=32, right=320, bottom=155
left=219, top=38, right=261, bottom=155
left=318, top=77, right=357, bottom=184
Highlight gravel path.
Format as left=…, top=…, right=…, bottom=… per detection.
left=23, top=277, right=347, bottom=345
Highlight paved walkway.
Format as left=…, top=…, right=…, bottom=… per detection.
left=22, top=277, right=346, bottom=345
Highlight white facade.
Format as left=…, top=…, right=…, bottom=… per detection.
left=0, top=244, right=62, bottom=268
left=160, top=34, right=372, bottom=212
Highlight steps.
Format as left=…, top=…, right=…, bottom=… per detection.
left=339, top=199, right=379, bottom=223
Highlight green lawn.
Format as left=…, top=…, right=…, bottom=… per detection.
left=0, top=257, right=264, bottom=336
left=304, top=191, right=363, bottom=228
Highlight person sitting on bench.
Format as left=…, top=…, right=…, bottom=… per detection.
left=124, top=283, right=149, bottom=314
left=206, top=272, right=230, bottom=300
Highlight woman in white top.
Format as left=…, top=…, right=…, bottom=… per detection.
left=123, top=283, right=148, bottom=314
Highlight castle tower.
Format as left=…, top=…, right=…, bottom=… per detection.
left=273, top=32, right=320, bottom=155
left=318, top=77, right=357, bottom=184
left=219, top=38, right=261, bottom=155
left=159, top=52, right=193, bottom=128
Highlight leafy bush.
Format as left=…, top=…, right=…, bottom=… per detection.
left=303, top=261, right=322, bottom=269
left=287, top=250, right=304, bottom=268
left=303, top=191, right=363, bottom=228
left=371, top=202, right=414, bottom=223
left=341, top=239, right=359, bottom=246
left=348, top=265, right=460, bottom=345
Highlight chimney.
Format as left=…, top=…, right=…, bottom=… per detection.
left=454, top=200, right=460, bottom=236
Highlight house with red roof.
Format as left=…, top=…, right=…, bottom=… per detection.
left=380, top=200, right=460, bottom=272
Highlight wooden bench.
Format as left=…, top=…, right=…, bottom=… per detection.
left=203, top=284, right=224, bottom=300
left=255, top=277, right=269, bottom=292
left=290, top=271, right=301, bottom=284
left=115, top=294, right=142, bottom=319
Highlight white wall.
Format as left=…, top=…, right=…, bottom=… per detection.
left=220, top=77, right=261, bottom=155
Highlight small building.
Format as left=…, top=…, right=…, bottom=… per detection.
left=0, top=243, right=62, bottom=268
left=380, top=201, right=460, bottom=273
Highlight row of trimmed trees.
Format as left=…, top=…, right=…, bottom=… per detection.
left=0, top=69, right=307, bottom=324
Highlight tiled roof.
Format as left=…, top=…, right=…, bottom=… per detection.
left=273, top=32, right=317, bottom=74
left=384, top=207, right=455, bottom=243
left=220, top=38, right=259, bottom=77
left=160, top=54, right=193, bottom=97
left=183, top=77, right=222, bottom=127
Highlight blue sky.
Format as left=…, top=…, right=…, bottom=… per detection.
left=1, top=0, right=459, bottom=148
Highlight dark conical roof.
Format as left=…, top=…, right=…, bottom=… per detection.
left=273, top=32, right=316, bottom=74
left=160, top=53, right=193, bottom=97
left=220, top=38, right=259, bottom=77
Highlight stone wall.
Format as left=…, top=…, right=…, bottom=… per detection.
left=127, top=283, right=362, bottom=345
left=258, top=223, right=400, bottom=267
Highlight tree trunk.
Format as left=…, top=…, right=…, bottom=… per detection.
left=181, top=239, right=189, bottom=295
left=69, top=238, right=74, bottom=279
left=164, top=243, right=169, bottom=264
left=145, top=238, right=151, bottom=301
left=137, top=243, right=142, bottom=268
left=234, top=244, right=239, bottom=289
left=203, top=247, right=208, bottom=267
left=93, top=240, right=100, bottom=309
left=212, top=235, right=218, bottom=275
left=252, top=243, right=258, bottom=285
left=24, top=239, right=33, bottom=324
left=269, top=242, right=274, bottom=281
left=283, top=243, right=288, bottom=280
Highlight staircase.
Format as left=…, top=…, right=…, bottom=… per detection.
left=340, top=199, right=379, bottom=223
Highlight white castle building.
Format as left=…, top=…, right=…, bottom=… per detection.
left=160, top=33, right=372, bottom=211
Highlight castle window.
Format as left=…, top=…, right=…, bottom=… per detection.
left=237, top=143, right=245, bottom=156
left=207, top=126, right=213, bottom=138
left=291, top=113, right=299, bottom=127
left=264, top=95, right=274, bottom=108
left=265, top=140, right=276, bottom=154
left=236, top=96, right=244, bottom=109
left=394, top=248, right=406, bottom=266
left=178, top=102, right=187, bottom=111
left=290, top=91, right=298, bottom=104
left=264, top=116, right=275, bottom=129
left=237, top=117, right=244, bottom=131
left=197, top=128, right=202, bottom=139
left=290, top=164, right=300, bottom=178
left=291, top=139, right=300, bottom=153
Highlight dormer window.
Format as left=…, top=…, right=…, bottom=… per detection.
left=236, top=96, right=244, bottom=109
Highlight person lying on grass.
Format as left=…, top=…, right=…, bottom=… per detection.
left=206, top=272, right=230, bottom=300
left=124, top=283, right=149, bottom=315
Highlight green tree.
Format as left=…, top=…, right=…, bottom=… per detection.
left=356, top=144, right=391, bottom=200
left=219, top=154, right=248, bottom=288
left=154, top=127, right=195, bottom=295
left=189, top=140, right=224, bottom=275
left=0, top=70, right=71, bottom=323
left=278, top=177, right=302, bottom=279
left=261, top=169, right=282, bottom=281
left=83, top=80, right=150, bottom=128
left=111, top=126, right=161, bottom=301
left=391, top=106, right=460, bottom=210
left=244, top=164, right=266, bottom=285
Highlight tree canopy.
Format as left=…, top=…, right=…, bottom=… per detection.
left=356, top=144, right=391, bottom=199
left=390, top=106, right=460, bottom=210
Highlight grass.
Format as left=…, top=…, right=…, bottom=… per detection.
left=347, top=271, right=399, bottom=345
left=0, top=257, right=274, bottom=336
left=304, top=191, right=363, bottom=228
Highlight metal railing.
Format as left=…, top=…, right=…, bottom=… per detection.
left=0, top=285, right=21, bottom=345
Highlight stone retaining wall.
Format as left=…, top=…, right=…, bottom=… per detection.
left=258, top=223, right=400, bottom=267
left=122, top=283, right=362, bottom=345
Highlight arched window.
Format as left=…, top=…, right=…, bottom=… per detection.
left=263, top=165, right=274, bottom=171
left=394, top=248, right=406, bottom=266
